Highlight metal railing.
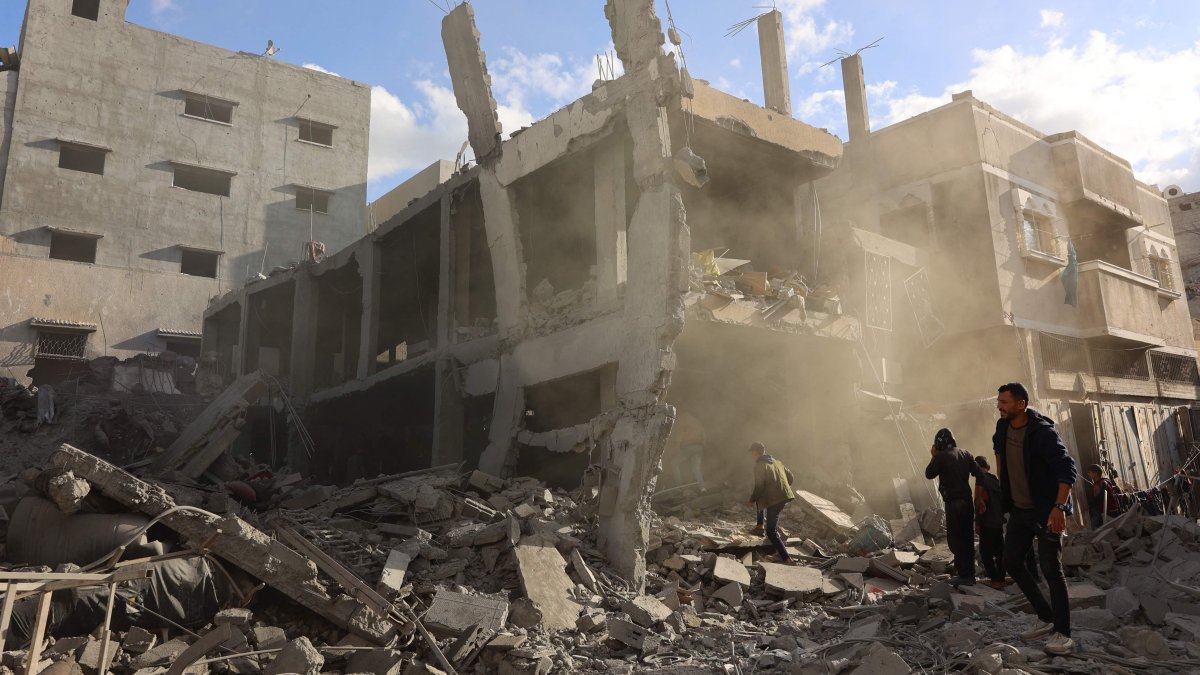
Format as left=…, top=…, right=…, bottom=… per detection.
left=1091, top=346, right=1151, bottom=380
left=1151, top=352, right=1200, bottom=384
left=1039, top=333, right=1087, bottom=372
left=35, top=332, right=88, bottom=360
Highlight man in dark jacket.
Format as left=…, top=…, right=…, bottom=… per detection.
left=746, top=442, right=796, bottom=564
left=925, top=428, right=984, bottom=586
left=973, top=456, right=1007, bottom=588
left=994, top=382, right=1078, bottom=656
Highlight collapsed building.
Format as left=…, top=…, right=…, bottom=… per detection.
left=199, top=1, right=855, bottom=582
left=197, top=0, right=1200, bottom=583
left=0, top=0, right=370, bottom=383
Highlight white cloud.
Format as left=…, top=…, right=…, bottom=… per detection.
left=1040, top=9, right=1064, bottom=29
left=302, top=63, right=340, bottom=78
left=730, top=57, right=742, bottom=69
left=776, top=0, right=854, bottom=60
left=149, top=0, right=177, bottom=16
left=872, top=31, right=1200, bottom=190
left=362, top=47, right=605, bottom=189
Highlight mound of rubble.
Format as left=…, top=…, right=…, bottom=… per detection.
left=0, top=436, right=1198, bottom=673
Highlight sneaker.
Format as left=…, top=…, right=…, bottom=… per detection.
left=1020, top=620, right=1054, bottom=641
left=1044, top=632, right=1075, bottom=655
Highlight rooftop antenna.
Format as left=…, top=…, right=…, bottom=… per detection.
left=724, top=3, right=778, bottom=38
left=820, top=37, right=883, bottom=68
left=263, top=39, right=281, bottom=57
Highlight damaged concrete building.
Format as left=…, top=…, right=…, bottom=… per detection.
left=817, top=56, right=1200, bottom=514
left=201, top=1, right=852, bottom=582
left=1166, top=184, right=1200, bottom=335
left=0, top=0, right=370, bottom=383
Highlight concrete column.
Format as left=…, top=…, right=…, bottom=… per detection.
left=477, top=172, right=524, bottom=334
left=841, top=54, right=870, bottom=142
left=288, top=270, right=318, bottom=399
left=432, top=357, right=465, bottom=466
left=235, top=296, right=251, bottom=377
left=436, top=195, right=452, bottom=349
left=442, top=3, right=503, bottom=164
left=356, top=242, right=381, bottom=379
left=594, top=139, right=628, bottom=307
left=452, top=194, right=472, bottom=337
left=757, top=9, right=791, bottom=116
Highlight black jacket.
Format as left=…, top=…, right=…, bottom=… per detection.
left=925, top=446, right=982, bottom=502
left=992, top=408, right=1077, bottom=523
left=975, top=472, right=1005, bottom=528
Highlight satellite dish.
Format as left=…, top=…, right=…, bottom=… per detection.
left=264, top=39, right=281, bottom=56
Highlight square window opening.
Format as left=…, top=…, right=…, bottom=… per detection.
left=183, top=94, right=235, bottom=124
left=181, top=249, right=219, bottom=278
left=1020, top=210, right=1058, bottom=257
left=173, top=165, right=231, bottom=197
left=71, top=0, right=100, bottom=20
left=58, top=144, right=105, bottom=175
left=49, top=232, right=97, bottom=263
left=299, top=119, right=334, bottom=146
left=36, top=331, right=88, bottom=360
left=296, top=188, right=330, bottom=214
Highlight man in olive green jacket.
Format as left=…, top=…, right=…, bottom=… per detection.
left=746, top=442, right=797, bottom=564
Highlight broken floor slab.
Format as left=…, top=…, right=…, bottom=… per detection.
left=423, top=589, right=510, bottom=638
left=513, top=541, right=584, bottom=632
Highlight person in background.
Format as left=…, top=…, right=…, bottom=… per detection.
left=746, top=442, right=796, bottom=565
left=994, top=382, right=1078, bottom=656
left=924, top=428, right=984, bottom=587
left=669, top=409, right=707, bottom=492
left=974, top=456, right=1007, bottom=588
left=1172, top=468, right=1194, bottom=518
left=1085, top=464, right=1121, bottom=529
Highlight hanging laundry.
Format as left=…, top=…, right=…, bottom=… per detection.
left=1061, top=240, right=1078, bottom=306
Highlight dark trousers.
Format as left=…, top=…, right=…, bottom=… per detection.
left=945, top=497, right=975, bottom=580
left=978, top=525, right=1005, bottom=582
left=756, top=502, right=789, bottom=561
left=1004, top=508, right=1070, bottom=636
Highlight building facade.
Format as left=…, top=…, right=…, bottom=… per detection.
left=0, top=0, right=369, bottom=383
left=818, top=58, right=1200, bottom=515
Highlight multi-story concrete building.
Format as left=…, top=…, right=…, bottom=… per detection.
left=818, top=56, right=1200, bottom=513
left=1166, top=185, right=1200, bottom=336
left=0, top=0, right=370, bottom=383
left=201, top=2, right=856, bottom=581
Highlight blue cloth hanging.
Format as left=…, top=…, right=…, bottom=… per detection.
left=1062, top=241, right=1078, bottom=306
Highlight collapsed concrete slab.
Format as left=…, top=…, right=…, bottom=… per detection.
left=49, top=444, right=393, bottom=643
left=513, top=542, right=584, bottom=632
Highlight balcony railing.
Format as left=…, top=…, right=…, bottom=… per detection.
left=1091, top=346, right=1151, bottom=380
left=1039, top=333, right=1087, bottom=372
left=1151, top=352, right=1200, bottom=384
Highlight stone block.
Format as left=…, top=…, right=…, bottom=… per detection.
left=423, top=589, right=510, bottom=637
left=710, top=582, right=743, bottom=608
left=710, top=556, right=751, bottom=586
left=621, top=596, right=673, bottom=627
left=848, top=643, right=909, bottom=675
left=834, top=556, right=869, bottom=573
left=265, top=637, right=323, bottom=675
left=758, top=562, right=821, bottom=597
left=214, top=608, right=253, bottom=626
left=513, top=543, right=583, bottom=632
left=252, top=626, right=287, bottom=651
left=608, top=618, right=658, bottom=653
left=121, top=627, right=157, bottom=655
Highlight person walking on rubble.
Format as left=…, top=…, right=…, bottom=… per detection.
left=669, top=409, right=707, bottom=491
left=994, top=382, right=1078, bottom=656
left=973, top=456, right=1008, bottom=589
left=746, top=442, right=797, bottom=564
left=925, top=428, right=984, bottom=587
left=1085, top=464, right=1122, bottom=529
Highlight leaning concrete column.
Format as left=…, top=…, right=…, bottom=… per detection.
left=757, top=9, right=791, bottom=115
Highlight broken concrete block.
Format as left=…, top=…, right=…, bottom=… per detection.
left=1073, top=607, right=1119, bottom=631
left=710, top=582, right=743, bottom=608
left=378, top=548, right=414, bottom=596
left=576, top=612, right=607, bottom=633
left=1165, top=612, right=1200, bottom=641
left=486, top=634, right=528, bottom=652
left=758, top=562, right=821, bottom=598
left=44, top=636, right=88, bottom=658
left=569, top=548, right=600, bottom=592
left=509, top=597, right=543, bottom=629
left=848, top=643, right=908, bottom=675
left=132, top=638, right=190, bottom=669
left=1118, top=626, right=1171, bottom=659
left=939, top=625, right=982, bottom=652
left=424, top=589, right=510, bottom=638
left=214, top=608, right=253, bottom=626
left=621, top=596, right=672, bottom=627
left=251, top=626, right=287, bottom=651
left=1066, top=581, right=1106, bottom=609
left=710, top=556, right=751, bottom=586
left=77, top=636, right=112, bottom=672
left=121, top=627, right=156, bottom=656
left=513, top=543, right=583, bottom=632
left=468, top=470, right=507, bottom=494
left=415, top=484, right=443, bottom=511
left=512, top=503, right=540, bottom=519
left=265, top=637, right=323, bottom=675
left=834, top=556, right=870, bottom=573
left=347, top=648, right=406, bottom=675
left=45, top=470, right=90, bottom=514
left=608, top=617, right=658, bottom=653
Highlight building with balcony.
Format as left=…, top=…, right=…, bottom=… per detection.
left=818, top=58, right=1200, bottom=513
left=1165, top=185, right=1200, bottom=337
left=0, top=0, right=370, bottom=383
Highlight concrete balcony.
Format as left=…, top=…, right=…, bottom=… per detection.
left=1048, top=132, right=1144, bottom=226
left=1076, top=261, right=1170, bottom=346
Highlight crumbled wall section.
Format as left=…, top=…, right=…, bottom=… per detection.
left=439, top=0, right=690, bottom=586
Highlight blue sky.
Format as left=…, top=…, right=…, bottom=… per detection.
left=3, top=1, right=1198, bottom=200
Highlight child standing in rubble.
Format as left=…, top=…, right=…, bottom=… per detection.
left=746, top=442, right=797, bottom=565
